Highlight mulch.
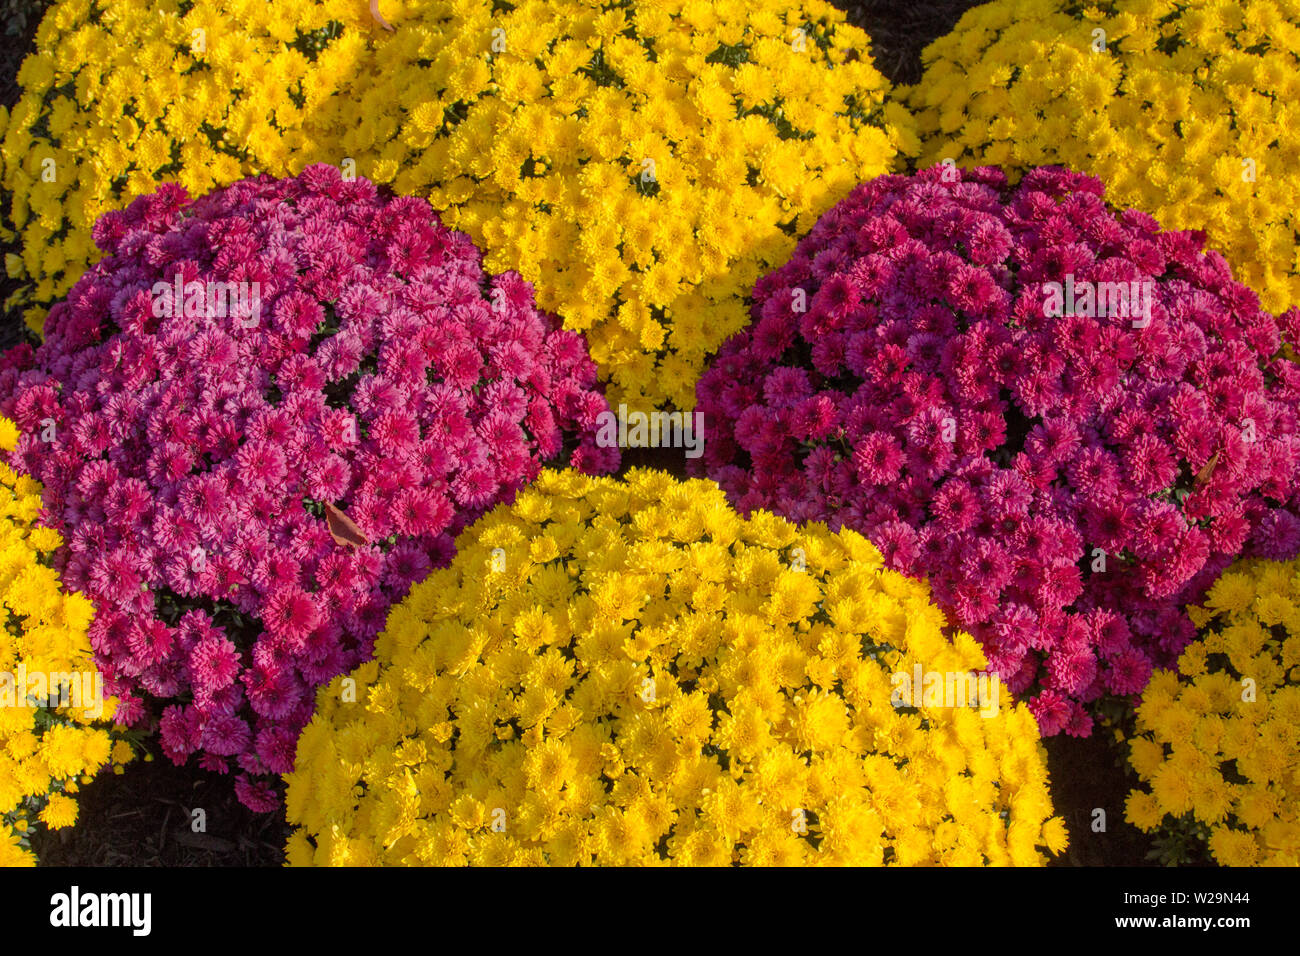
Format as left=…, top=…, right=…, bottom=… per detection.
left=832, top=0, right=988, bottom=85
left=29, top=756, right=290, bottom=867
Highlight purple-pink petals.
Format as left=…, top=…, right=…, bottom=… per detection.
left=694, top=163, right=1300, bottom=736
left=0, top=165, right=618, bottom=807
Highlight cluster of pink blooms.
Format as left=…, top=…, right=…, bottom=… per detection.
left=0, top=165, right=617, bottom=808
left=695, top=164, right=1300, bottom=736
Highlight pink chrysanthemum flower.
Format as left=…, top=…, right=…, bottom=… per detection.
left=0, top=165, right=617, bottom=808
left=695, top=163, right=1300, bottom=734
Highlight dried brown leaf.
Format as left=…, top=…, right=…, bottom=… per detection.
left=1194, top=450, right=1221, bottom=487
left=325, top=502, right=368, bottom=548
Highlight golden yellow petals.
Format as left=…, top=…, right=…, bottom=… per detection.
left=1126, top=555, right=1300, bottom=866
left=286, top=469, right=1056, bottom=866
left=0, top=417, right=128, bottom=861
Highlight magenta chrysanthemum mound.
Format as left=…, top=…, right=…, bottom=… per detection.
left=694, top=164, right=1300, bottom=737
left=0, top=164, right=618, bottom=810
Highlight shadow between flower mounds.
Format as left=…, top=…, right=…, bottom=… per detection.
left=28, top=756, right=290, bottom=867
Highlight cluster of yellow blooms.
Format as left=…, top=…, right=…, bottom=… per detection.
left=0, top=417, right=131, bottom=866
left=0, top=0, right=372, bottom=333
left=316, top=0, right=912, bottom=409
left=2, top=0, right=913, bottom=407
left=1124, top=557, right=1300, bottom=867
left=285, top=469, right=1065, bottom=866
left=906, top=0, right=1300, bottom=315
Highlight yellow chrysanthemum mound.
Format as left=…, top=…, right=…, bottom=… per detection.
left=1124, top=557, right=1300, bottom=867
left=7, top=0, right=913, bottom=403
left=0, top=0, right=372, bottom=334
left=906, top=0, right=1300, bottom=314
left=0, top=417, right=131, bottom=866
left=315, top=0, right=913, bottom=410
left=284, top=469, right=1063, bottom=866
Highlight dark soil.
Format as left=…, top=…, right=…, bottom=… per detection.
left=1044, top=733, right=1155, bottom=866
left=831, top=0, right=988, bottom=85
left=1, top=2, right=46, bottom=106
left=29, top=756, right=290, bottom=867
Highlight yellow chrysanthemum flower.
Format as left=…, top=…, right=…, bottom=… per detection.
left=285, top=469, right=1058, bottom=866
left=4, top=0, right=913, bottom=407
left=1, top=0, right=373, bottom=334
left=0, top=416, right=133, bottom=862
left=1125, top=555, right=1300, bottom=866
left=907, top=0, right=1300, bottom=315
